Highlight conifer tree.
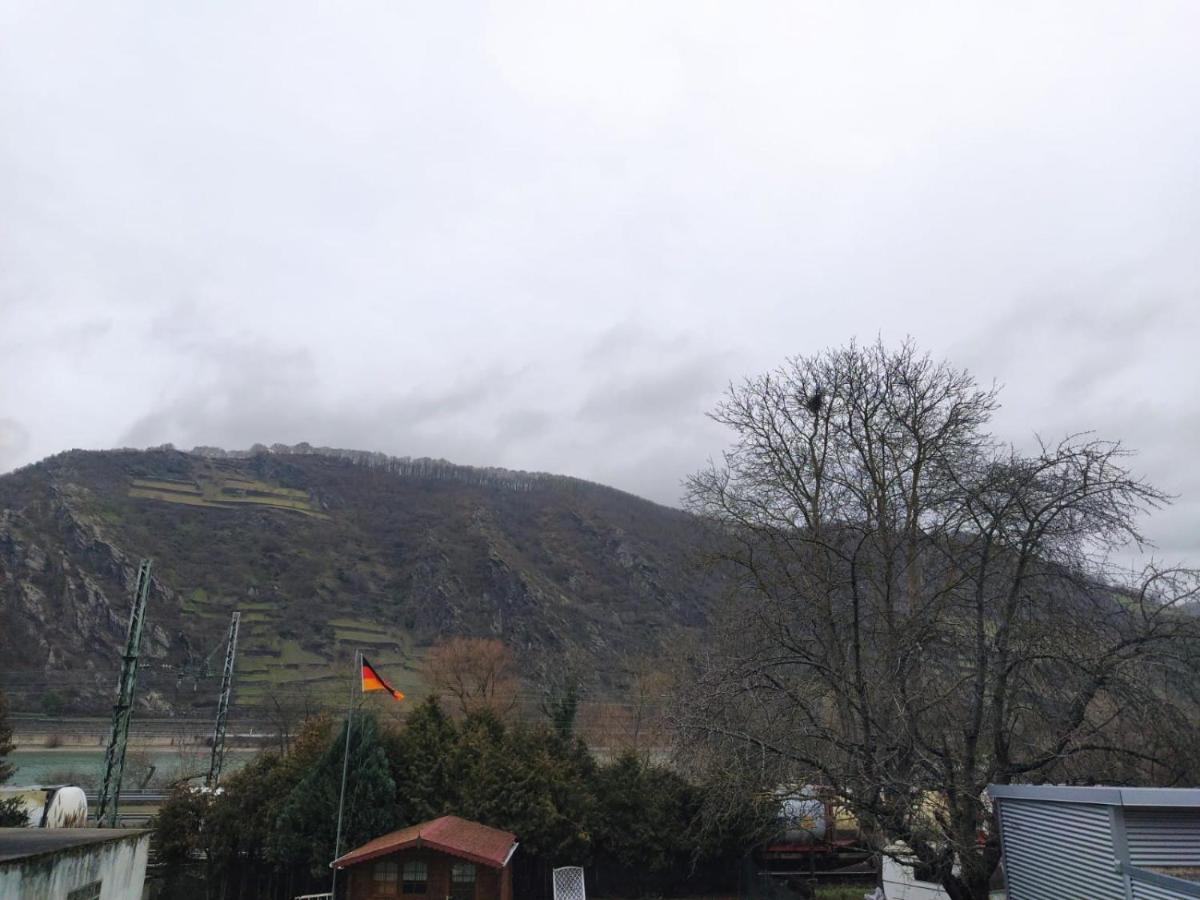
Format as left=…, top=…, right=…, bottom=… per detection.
left=0, top=691, right=26, bottom=825
left=386, top=696, right=460, bottom=823
left=273, top=712, right=398, bottom=874
left=453, top=712, right=595, bottom=863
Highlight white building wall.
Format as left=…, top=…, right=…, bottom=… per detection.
left=0, top=832, right=150, bottom=900
left=882, top=853, right=952, bottom=900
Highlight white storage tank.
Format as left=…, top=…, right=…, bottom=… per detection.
left=0, top=785, right=88, bottom=828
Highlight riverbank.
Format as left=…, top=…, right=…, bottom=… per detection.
left=12, top=715, right=277, bottom=751
left=9, top=747, right=256, bottom=788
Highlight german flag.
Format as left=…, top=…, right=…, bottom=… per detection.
left=360, top=656, right=404, bottom=701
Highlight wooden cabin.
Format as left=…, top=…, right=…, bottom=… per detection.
left=332, top=816, right=518, bottom=900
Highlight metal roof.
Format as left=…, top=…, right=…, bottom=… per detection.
left=0, top=828, right=148, bottom=865
left=988, top=784, right=1200, bottom=808
left=332, top=816, right=518, bottom=870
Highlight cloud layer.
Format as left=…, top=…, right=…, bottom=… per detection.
left=2, top=1, right=1198, bottom=565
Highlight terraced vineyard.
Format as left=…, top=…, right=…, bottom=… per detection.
left=129, top=471, right=327, bottom=518
left=185, top=592, right=427, bottom=707
left=0, top=445, right=717, bottom=715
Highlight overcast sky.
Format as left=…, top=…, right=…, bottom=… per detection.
left=2, top=2, right=1198, bottom=564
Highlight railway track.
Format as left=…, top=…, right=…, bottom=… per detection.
left=83, top=791, right=167, bottom=804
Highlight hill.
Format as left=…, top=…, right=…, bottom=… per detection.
left=0, top=445, right=718, bottom=716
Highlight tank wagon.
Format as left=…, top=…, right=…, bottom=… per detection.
left=757, top=786, right=872, bottom=875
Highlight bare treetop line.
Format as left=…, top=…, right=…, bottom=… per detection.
left=675, top=339, right=1200, bottom=900
left=104, top=443, right=641, bottom=498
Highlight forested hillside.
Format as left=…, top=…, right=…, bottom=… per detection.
left=0, top=445, right=718, bottom=715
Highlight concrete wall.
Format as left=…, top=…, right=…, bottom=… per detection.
left=0, top=832, right=150, bottom=900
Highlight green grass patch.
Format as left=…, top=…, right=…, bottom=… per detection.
left=236, top=672, right=279, bottom=684
left=130, top=478, right=201, bottom=494
left=130, top=488, right=236, bottom=508
left=220, top=479, right=308, bottom=499
left=815, top=886, right=876, bottom=900
left=182, top=589, right=208, bottom=613
left=277, top=641, right=326, bottom=666
left=129, top=473, right=326, bottom=518
left=182, top=588, right=232, bottom=618
left=333, top=628, right=400, bottom=644
left=330, top=618, right=397, bottom=645
left=215, top=493, right=311, bottom=510
left=235, top=668, right=429, bottom=707
left=182, top=608, right=225, bottom=620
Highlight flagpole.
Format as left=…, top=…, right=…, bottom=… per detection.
left=331, top=648, right=359, bottom=899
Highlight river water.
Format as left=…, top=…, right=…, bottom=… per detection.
left=9, top=748, right=255, bottom=788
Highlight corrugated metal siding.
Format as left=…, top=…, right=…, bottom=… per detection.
left=1131, top=878, right=1194, bottom=900
left=997, top=799, right=1125, bottom=900
left=1126, top=810, right=1200, bottom=868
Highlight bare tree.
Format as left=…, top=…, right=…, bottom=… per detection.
left=675, top=340, right=1200, bottom=900
left=621, top=655, right=671, bottom=757
left=423, top=637, right=519, bottom=717
left=265, top=688, right=320, bottom=755
left=573, top=656, right=671, bottom=759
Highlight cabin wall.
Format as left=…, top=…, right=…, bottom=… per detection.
left=347, top=848, right=504, bottom=900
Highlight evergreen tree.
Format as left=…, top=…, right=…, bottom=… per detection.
left=154, top=786, right=213, bottom=866
left=0, top=690, right=26, bottom=825
left=150, top=696, right=763, bottom=895
left=590, top=751, right=770, bottom=896
left=154, top=714, right=336, bottom=897
left=593, top=752, right=682, bottom=873
left=385, top=696, right=460, bottom=823
left=453, top=712, right=595, bottom=863
left=208, top=753, right=288, bottom=867
left=273, top=711, right=398, bottom=875
left=548, top=677, right=579, bottom=738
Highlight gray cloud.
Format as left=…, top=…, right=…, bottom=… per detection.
left=1, top=2, right=1198, bottom=558
left=117, top=336, right=522, bottom=471
left=578, top=351, right=730, bottom=426
left=0, top=419, right=30, bottom=473
left=951, top=290, right=1200, bottom=567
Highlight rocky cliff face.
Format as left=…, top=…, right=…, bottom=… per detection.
left=0, top=447, right=718, bottom=715
left=0, top=485, right=177, bottom=713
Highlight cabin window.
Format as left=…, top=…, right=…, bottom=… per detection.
left=450, top=863, right=476, bottom=900
left=372, top=864, right=400, bottom=897
left=402, top=859, right=428, bottom=894
left=67, top=884, right=102, bottom=900
left=372, top=864, right=400, bottom=883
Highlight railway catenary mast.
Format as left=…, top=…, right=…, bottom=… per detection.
left=96, top=558, right=153, bottom=827
left=205, top=610, right=241, bottom=789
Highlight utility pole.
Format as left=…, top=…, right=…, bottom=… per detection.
left=96, top=558, right=153, bottom=827
left=205, top=611, right=241, bottom=790
left=331, top=649, right=361, bottom=900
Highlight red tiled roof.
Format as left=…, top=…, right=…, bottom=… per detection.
left=332, top=816, right=518, bottom=870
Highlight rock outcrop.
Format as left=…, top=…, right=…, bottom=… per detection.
left=0, top=447, right=718, bottom=715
